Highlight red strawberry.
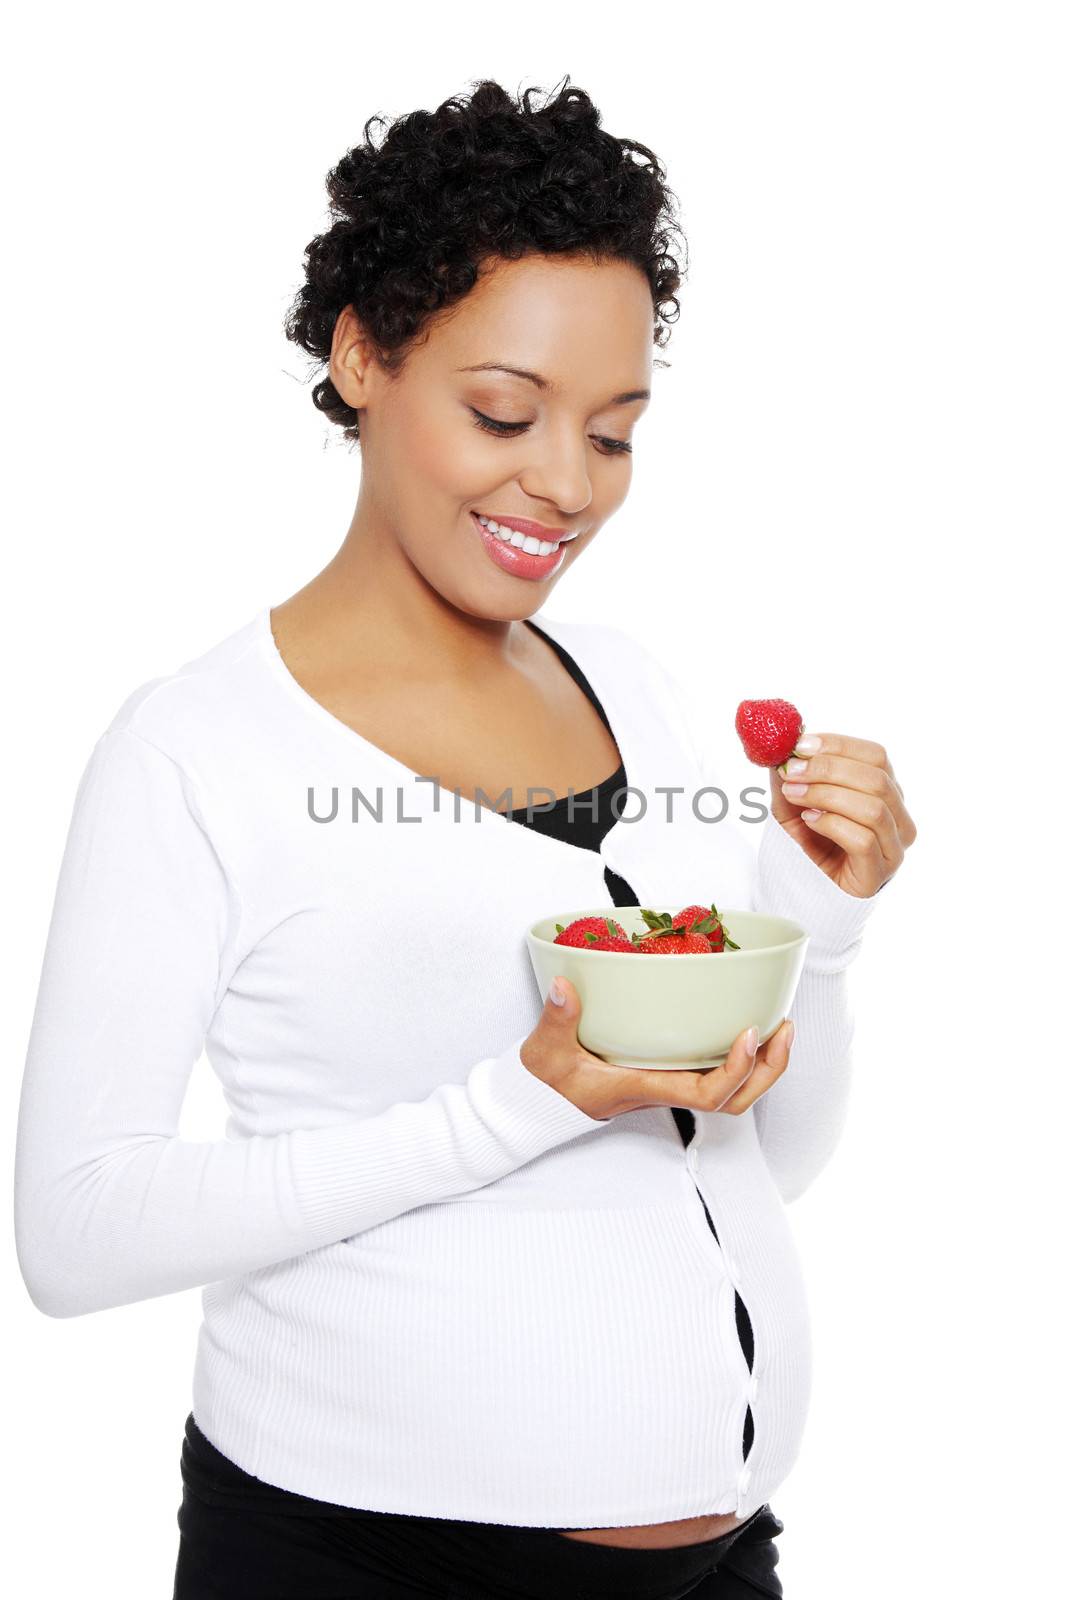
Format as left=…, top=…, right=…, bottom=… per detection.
left=735, top=699, right=805, bottom=776
left=584, top=935, right=637, bottom=953
left=633, top=907, right=715, bottom=954
left=636, top=930, right=714, bottom=955
left=671, top=903, right=740, bottom=952
left=553, top=915, right=628, bottom=949
left=674, top=904, right=722, bottom=945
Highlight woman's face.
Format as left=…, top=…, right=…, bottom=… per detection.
left=332, top=251, right=654, bottom=621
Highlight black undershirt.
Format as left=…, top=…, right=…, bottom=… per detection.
left=512, top=620, right=756, bottom=1463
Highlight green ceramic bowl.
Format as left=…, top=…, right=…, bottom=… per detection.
left=525, top=906, right=809, bottom=1070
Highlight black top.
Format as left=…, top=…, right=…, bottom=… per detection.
left=514, top=620, right=638, bottom=906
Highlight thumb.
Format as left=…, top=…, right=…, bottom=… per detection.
left=767, top=761, right=796, bottom=826
left=542, top=973, right=581, bottom=1031
left=768, top=760, right=816, bottom=828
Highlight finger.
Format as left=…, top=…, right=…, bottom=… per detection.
left=789, top=731, right=890, bottom=772
left=780, top=753, right=909, bottom=836
left=716, top=1019, right=794, bottom=1115
left=795, top=807, right=895, bottom=894
left=897, top=802, right=918, bottom=848
left=780, top=779, right=903, bottom=869
left=786, top=749, right=917, bottom=851
left=617, top=1024, right=760, bottom=1113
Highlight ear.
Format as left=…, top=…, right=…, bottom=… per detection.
left=329, top=304, right=376, bottom=410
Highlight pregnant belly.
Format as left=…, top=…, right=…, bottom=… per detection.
left=555, top=1509, right=748, bottom=1549
left=198, top=1183, right=812, bottom=1528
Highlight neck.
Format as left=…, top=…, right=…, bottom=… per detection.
left=271, top=498, right=536, bottom=684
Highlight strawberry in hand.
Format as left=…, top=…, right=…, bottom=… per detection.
left=735, top=699, right=806, bottom=778
left=736, top=700, right=918, bottom=899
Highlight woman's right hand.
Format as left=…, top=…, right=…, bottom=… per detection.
left=519, top=975, right=794, bottom=1121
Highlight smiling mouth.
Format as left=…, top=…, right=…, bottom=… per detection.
left=472, top=512, right=582, bottom=557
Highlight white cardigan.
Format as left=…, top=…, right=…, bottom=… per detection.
left=14, top=605, right=880, bottom=1528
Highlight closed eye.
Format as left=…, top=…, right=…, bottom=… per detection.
left=468, top=408, right=632, bottom=456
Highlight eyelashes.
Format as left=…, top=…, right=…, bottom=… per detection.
left=468, top=407, right=632, bottom=456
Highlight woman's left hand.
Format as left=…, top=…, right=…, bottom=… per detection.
left=769, top=733, right=918, bottom=899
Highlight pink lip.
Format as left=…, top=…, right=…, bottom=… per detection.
left=471, top=512, right=567, bottom=582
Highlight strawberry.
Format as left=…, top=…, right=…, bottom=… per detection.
left=636, top=930, right=714, bottom=955
left=583, top=935, right=637, bottom=953
left=735, top=699, right=805, bottom=776
left=553, top=915, right=628, bottom=949
left=634, top=907, right=715, bottom=954
left=671, top=903, right=740, bottom=952
left=551, top=905, right=744, bottom=957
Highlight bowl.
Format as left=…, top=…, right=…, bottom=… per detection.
left=525, top=905, right=809, bottom=1070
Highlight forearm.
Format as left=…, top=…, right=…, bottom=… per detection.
left=14, top=728, right=606, bottom=1320
left=15, top=1038, right=603, bottom=1319
left=751, top=964, right=856, bottom=1201
left=748, top=812, right=877, bottom=1200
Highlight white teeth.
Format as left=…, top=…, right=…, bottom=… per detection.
left=475, top=514, right=563, bottom=557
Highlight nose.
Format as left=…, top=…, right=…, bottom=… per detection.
left=518, top=419, right=594, bottom=520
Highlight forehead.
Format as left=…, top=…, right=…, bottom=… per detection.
left=422, top=253, right=654, bottom=390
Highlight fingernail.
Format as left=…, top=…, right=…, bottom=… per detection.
left=795, top=734, right=822, bottom=754
left=548, top=979, right=565, bottom=1006
left=744, top=1025, right=759, bottom=1055
left=784, top=758, right=809, bottom=776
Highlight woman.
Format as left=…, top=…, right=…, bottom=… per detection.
left=14, top=78, right=915, bottom=1599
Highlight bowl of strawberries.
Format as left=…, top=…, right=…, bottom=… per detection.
left=525, top=901, right=808, bottom=1070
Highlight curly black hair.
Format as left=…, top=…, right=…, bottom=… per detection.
left=283, top=75, right=687, bottom=446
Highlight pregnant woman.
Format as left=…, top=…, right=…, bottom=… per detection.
left=15, top=78, right=915, bottom=1600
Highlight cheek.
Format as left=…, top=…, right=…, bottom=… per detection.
left=589, top=462, right=631, bottom=522
left=385, top=394, right=486, bottom=498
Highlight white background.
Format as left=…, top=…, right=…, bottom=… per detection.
left=4, top=4, right=1064, bottom=1594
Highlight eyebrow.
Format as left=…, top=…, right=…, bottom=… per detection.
left=456, top=362, right=650, bottom=406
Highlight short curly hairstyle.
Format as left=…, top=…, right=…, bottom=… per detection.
left=283, top=75, right=687, bottom=446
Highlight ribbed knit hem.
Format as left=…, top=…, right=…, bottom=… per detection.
left=289, top=1037, right=609, bottom=1248
left=473, top=1036, right=611, bottom=1144
left=753, top=814, right=879, bottom=971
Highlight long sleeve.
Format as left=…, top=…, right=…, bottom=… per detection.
left=749, top=813, right=879, bottom=1201
left=14, top=728, right=607, bottom=1320
left=626, top=635, right=884, bottom=1203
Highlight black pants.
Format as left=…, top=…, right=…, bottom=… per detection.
left=173, top=1414, right=785, bottom=1599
